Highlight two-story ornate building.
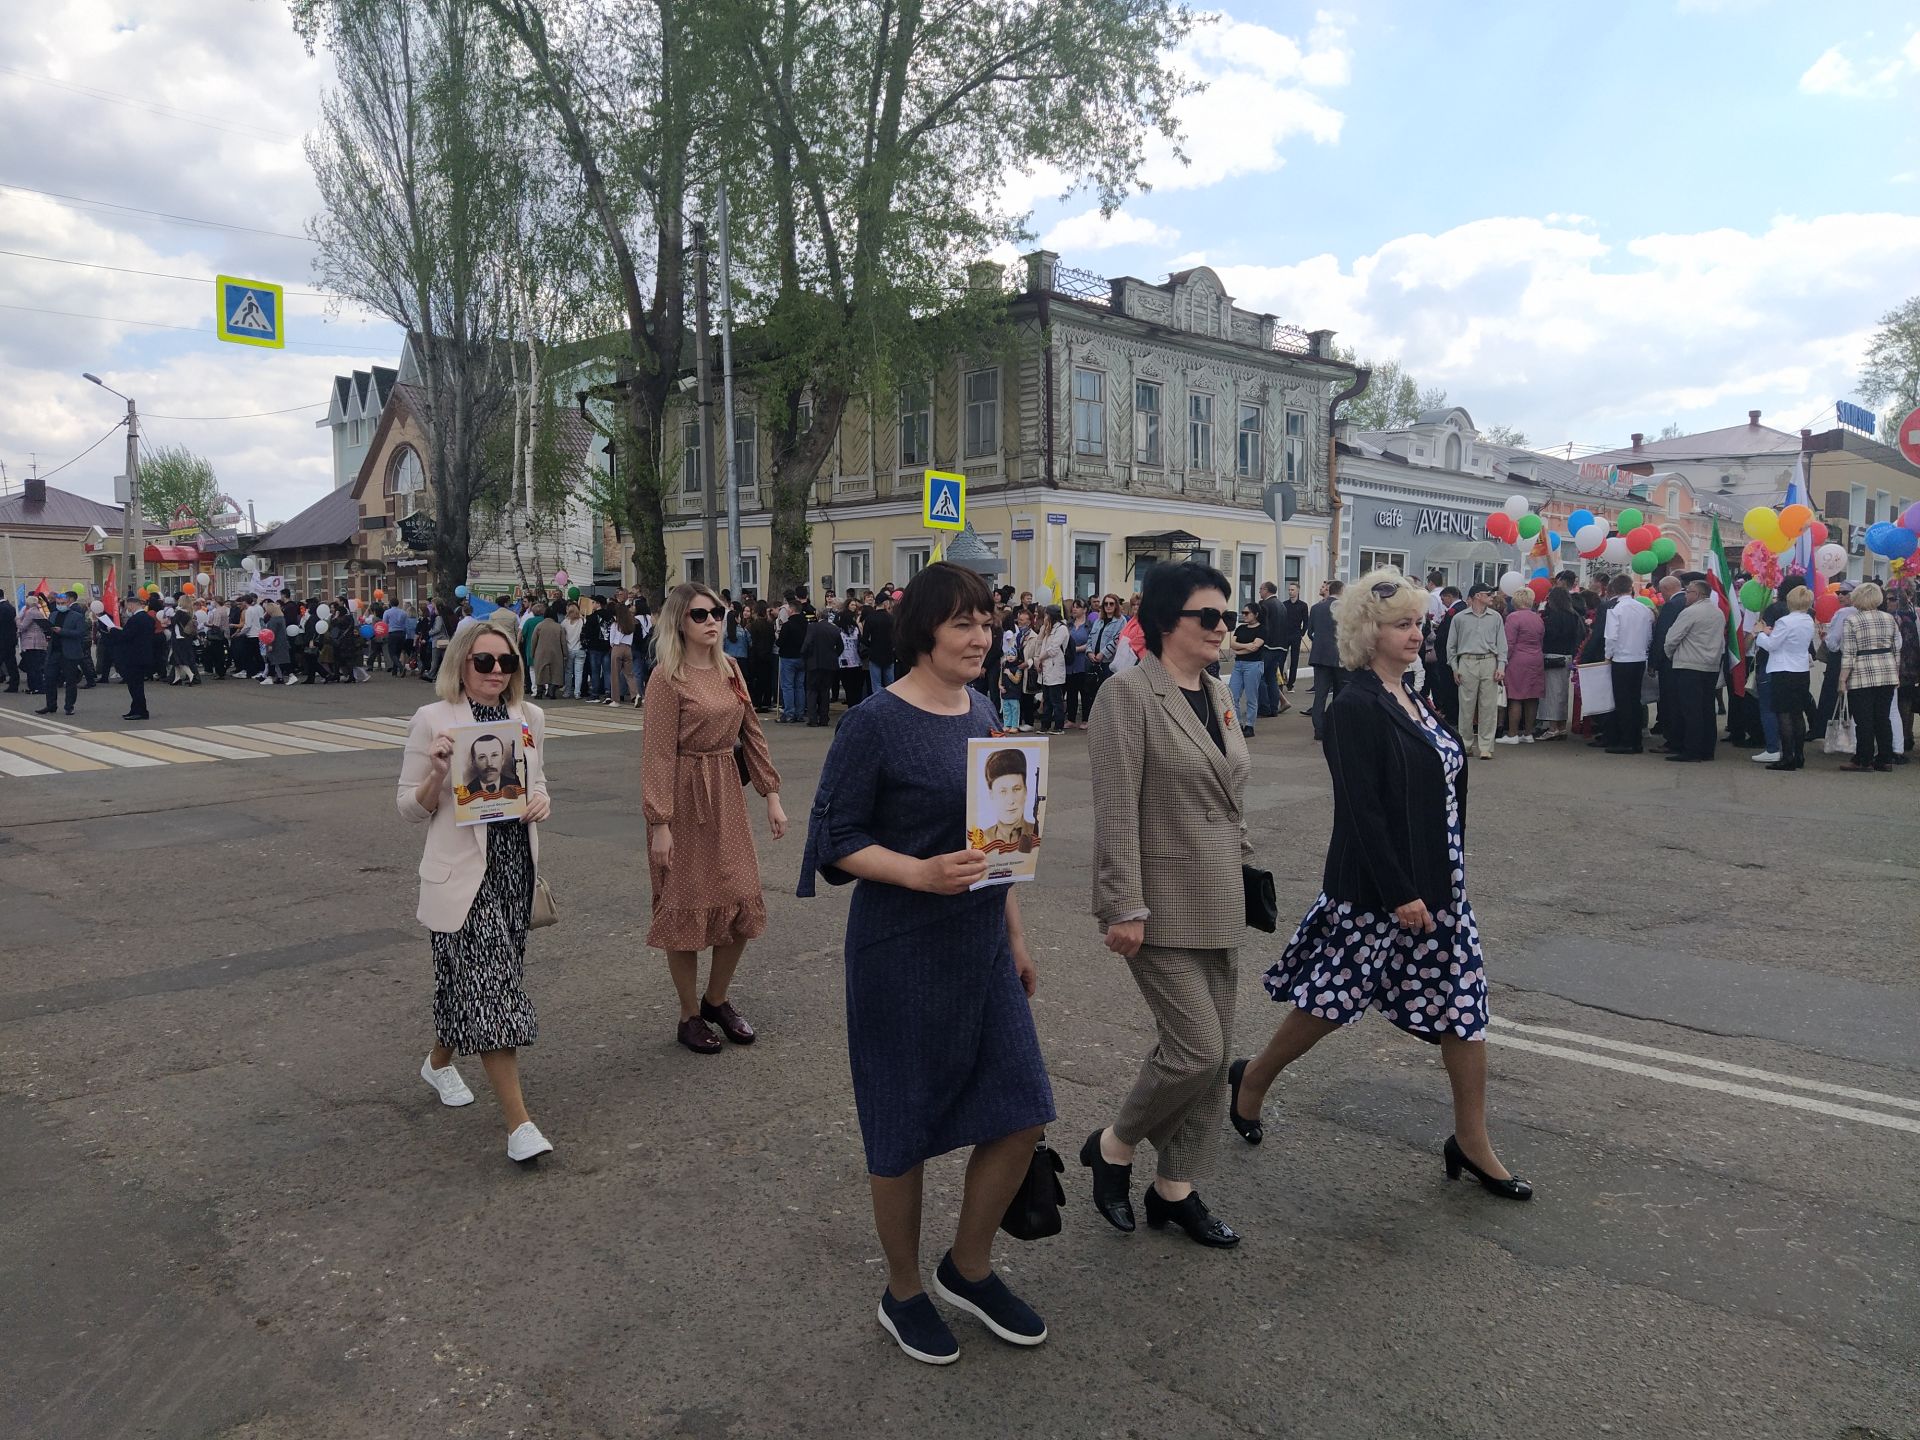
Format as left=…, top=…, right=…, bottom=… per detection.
left=634, top=252, right=1363, bottom=605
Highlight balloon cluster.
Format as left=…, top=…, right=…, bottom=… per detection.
left=1483, top=495, right=1533, bottom=545
left=1743, top=504, right=1824, bottom=556
left=1864, top=510, right=1919, bottom=561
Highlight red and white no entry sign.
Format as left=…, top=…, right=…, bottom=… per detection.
left=1898, top=405, right=1920, bottom=468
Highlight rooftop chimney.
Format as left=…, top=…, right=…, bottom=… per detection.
left=1748, top=410, right=1761, bottom=427
left=1630, top=433, right=1644, bottom=452
left=24, top=475, right=46, bottom=506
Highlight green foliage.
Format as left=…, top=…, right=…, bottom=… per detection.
left=138, top=444, right=221, bottom=530
left=1859, top=294, right=1920, bottom=430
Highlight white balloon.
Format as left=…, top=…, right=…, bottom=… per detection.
left=315, top=603, right=332, bottom=621
left=316, top=620, right=329, bottom=635
left=1602, top=536, right=1631, bottom=564
left=1502, top=494, right=1529, bottom=521
left=196, top=571, right=211, bottom=586
left=1814, top=543, right=1847, bottom=576
left=1497, top=571, right=1526, bottom=596
left=89, top=600, right=104, bottom=615
left=1574, top=522, right=1608, bottom=552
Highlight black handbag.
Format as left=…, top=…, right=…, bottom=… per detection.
left=1242, top=864, right=1278, bottom=933
left=1000, top=1139, right=1066, bottom=1241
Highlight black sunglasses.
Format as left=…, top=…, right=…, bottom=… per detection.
left=685, top=606, right=724, bottom=623
left=1176, top=607, right=1230, bottom=630
left=1371, top=581, right=1401, bottom=600
left=468, top=651, right=520, bottom=674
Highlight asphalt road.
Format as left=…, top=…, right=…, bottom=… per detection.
left=2, top=673, right=1916, bottom=1440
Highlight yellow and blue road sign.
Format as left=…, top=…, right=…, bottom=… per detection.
left=922, top=469, right=965, bottom=531
left=215, top=275, right=285, bottom=349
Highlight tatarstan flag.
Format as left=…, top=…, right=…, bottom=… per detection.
left=1704, top=515, right=1746, bottom=697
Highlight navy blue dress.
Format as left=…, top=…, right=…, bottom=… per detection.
left=799, top=690, right=1056, bottom=1177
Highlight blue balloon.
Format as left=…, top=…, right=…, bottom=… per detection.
left=359, top=622, right=376, bottom=638
left=1880, top=526, right=1918, bottom=561
left=1865, top=522, right=1900, bottom=556
left=454, top=584, right=469, bottom=599
left=1546, top=530, right=1564, bottom=551
left=1567, top=509, right=1596, bottom=532
left=1531, top=567, right=1550, bottom=579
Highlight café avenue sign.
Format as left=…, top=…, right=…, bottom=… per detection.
left=1374, top=507, right=1480, bottom=538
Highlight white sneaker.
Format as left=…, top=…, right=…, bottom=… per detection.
left=1495, top=735, right=1521, bottom=745
left=506, top=1121, right=553, bottom=1163
left=1520, top=734, right=1535, bottom=744
left=258, top=675, right=273, bottom=685
left=420, top=1055, right=475, bottom=1106
left=1750, top=750, right=1781, bottom=763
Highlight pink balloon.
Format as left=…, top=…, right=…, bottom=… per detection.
left=1902, top=501, right=1920, bottom=532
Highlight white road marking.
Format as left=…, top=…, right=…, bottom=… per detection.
left=290, top=720, right=405, bottom=745
left=0, top=707, right=82, bottom=735
left=28, top=734, right=165, bottom=768
left=0, top=749, right=57, bottom=776
left=211, top=724, right=357, bottom=753
left=1494, top=1018, right=1920, bottom=1113
left=138, top=729, right=278, bottom=761
left=1489, top=1034, right=1920, bottom=1135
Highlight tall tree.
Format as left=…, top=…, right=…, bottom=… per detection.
left=1859, top=294, right=1920, bottom=433
left=138, top=444, right=223, bottom=531
left=712, top=0, right=1196, bottom=594
left=296, top=0, right=521, bottom=609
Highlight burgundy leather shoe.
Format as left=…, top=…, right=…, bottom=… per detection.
left=700, top=998, right=756, bottom=1045
left=677, top=1015, right=722, bottom=1054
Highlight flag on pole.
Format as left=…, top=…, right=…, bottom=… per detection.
left=1783, top=453, right=1814, bottom=579
left=102, top=565, right=120, bottom=623
left=1041, top=563, right=1060, bottom=602
left=1705, top=515, right=1746, bottom=697
left=31, top=577, right=50, bottom=597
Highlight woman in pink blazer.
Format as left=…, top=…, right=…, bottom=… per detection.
left=397, top=612, right=555, bottom=1164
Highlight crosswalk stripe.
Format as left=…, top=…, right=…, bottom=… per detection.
left=0, top=737, right=109, bottom=772
left=73, top=732, right=214, bottom=764
left=139, top=730, right=276, bottom=760
left=30, top=735, right=166, bottom=767
left=170, top=726, right=311, bottom=756
left=341, top=716, right=413, bottom=732
left=0, top=748, right=58, bottom=776
left=212, top=724, right=358, bottom=753
left=290, top=720, right=405, bottom=746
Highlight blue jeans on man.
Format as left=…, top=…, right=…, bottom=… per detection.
left=587, top=649, right=610, bottom=698
left=1230, top=658, right=1262, bottom=734
left=868, top=660, right=895, bottom=697
left=779, top=656, right=806, bottom=720
left=1258, top=649, right=1284, bottom=715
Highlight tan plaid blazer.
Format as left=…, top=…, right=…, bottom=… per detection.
left=1089, top=654, right=1253, bottom=950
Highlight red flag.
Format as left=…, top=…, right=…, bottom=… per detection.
left=102, top=565, right=120, bottom=623
left=31, top=577, right=50, bottom=596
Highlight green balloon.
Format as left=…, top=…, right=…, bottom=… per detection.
left=1652, top=537, right=1679, bottom=563
left=1631, top=550, right=1659, bottom=575
left=1516, top=514, right=1543, bottom=539
left=1739, top=579, right=1772, bottom=611
left=1617, top=507, right=1645, bottom=531
left=567, top=585, right=582, bottom=599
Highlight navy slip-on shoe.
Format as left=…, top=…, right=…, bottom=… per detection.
left=932, top=1252, right=1047, bottom=1346
left=878, top=1288, right=959, bottom=1366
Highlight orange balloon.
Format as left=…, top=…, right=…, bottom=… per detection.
left=182, top=581, right=195, bottom=594
left=1779, top=503, right=1812, bottom=538
left=373, top=589, right=386, bottom=601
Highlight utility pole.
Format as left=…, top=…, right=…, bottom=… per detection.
left=691, top=222, right=721, bottom=589
left=718, top=184, right=743, bottom=599
left=125, top=397, right=142, bottom=591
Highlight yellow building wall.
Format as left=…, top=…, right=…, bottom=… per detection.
left=1, top=532, right=113, bottom=595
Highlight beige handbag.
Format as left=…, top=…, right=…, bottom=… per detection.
left=530, top=874, right=559, bottom=929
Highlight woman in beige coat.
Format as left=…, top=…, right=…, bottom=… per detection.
left=398, top=613, right=555, bottom=1164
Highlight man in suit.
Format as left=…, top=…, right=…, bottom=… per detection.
left=861, top=593, right=896, bottom=692
left=1278, top=583, right=1309, bottom=689
left=1428, top=586, right=1464, bottom=727
left=0, top=594, right=17, bottom=692
left=1648, top=575, right=1686, bottom=741
left=121, top=594, right=162, bottom=720
left=36, top=590, right=89, bottom=717
left=1255, top=581, right=1286, bottom=716
left=801, top=608, right=841, bottom=726
left=1305, top=580, right=1345, bottom=741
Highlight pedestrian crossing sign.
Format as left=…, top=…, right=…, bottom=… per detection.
left=215, top=275, right=284, bottom=349
left=923, top=469, right=965, bottom=531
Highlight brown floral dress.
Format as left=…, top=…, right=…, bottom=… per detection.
left=642, top=660, right=780, bottom=949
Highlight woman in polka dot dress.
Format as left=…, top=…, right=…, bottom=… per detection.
left=1229, top=569, right=1532, bottom=1201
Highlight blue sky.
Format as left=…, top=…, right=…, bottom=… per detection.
left=2, top=0, right=1917, bottom=523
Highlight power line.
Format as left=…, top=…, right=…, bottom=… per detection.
left=0, top=182, right=315, bottom=243
left=0, top=64, right=301, bottom=145
left=143, top=402, right=327, bottom=421
left=0, top=248, right=332, bottom=298
left=0, top=302, right=396, bottom=356
left=25, top=420, right=127, bottom=483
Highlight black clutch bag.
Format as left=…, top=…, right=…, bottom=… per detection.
left=1000, top=1139, right=1066, bottom=1241
left=1242, top=864, right=1278, bottom=933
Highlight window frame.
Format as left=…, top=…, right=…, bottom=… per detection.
left=681, top=419, right=703, bottom=495
left=1189, top=392, right=1215, bottom=471
left=1134, top=379, right=1162, bottom=466
left=1359, top=548, right=1409, bottom=576
left=1073, top=538, right=1104, bottom=601
left=835, top=544, right=873, bottom=592
left=1283, top=408, right=1308, bottom=487
left=1238, top=549, right=1261, bottom=607
left=898, top=383, right=930, bottom=469
left=731, top=412, right=756, bottom=490
left=963, top=367, right=1000, bottom=460
left=1072, top=367, right=1106, bottom=457
left=1236, top=402, right=1263, bottom=478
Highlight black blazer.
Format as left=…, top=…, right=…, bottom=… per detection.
left=1320, top=667, right=1467, bottom=916
left=1306, top=598, right=1340, bottom=667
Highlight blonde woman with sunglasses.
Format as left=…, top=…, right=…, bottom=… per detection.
left=397, top=613, right=555, bottom=1165
left=643, top=583, right=787, bottom=1054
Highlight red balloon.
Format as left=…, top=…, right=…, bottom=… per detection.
left=260, top=629, right=275, bottom=646
left=1813, top=594, right=1840, bottom=624
left=373, top=621, right=390, bottom=638
left=1527, top=578, right=1551, bottom=601
left=1809, top=521, right=1828, bottom=546
left=1624, top=524, right=1655, bottom=553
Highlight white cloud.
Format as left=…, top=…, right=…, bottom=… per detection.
left=1214, top=212, right=1920, bottom=447
left=1041, top=209, right=1179, bottom=254
left=1798, top=33, right=1920, bottom=97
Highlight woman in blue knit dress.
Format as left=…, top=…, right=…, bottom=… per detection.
left=801, top=563, right=1055, bottom=1367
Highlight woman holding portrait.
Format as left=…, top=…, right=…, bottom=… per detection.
left=1230, top=570, right=1531, bottom=1201
left=801, top=562, right=1054, bottom=1366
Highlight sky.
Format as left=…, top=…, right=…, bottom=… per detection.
left=2, top=0, right=1918, bottom=527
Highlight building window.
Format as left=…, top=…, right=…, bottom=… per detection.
left=681, top=420, right=703, bottom=494
left=896, top=544, right=932, bottom=581
left=1444, top=432, right=1462, bottom=470
left=1072, top=368, right=1105, bottom=456
left=731, top=412, right=756, bottom=489
left=836, top=546, right=872, bottom=592
left=1284, top=554, right=1301, bottom=589
left=737, top=552, right=760, bottom=595
left=1189, top=393, right=1214, bottom=470
left=1074, top=539, right=1103, bottom=601
left=331, top=560, right=349, bottom=594
left=1134, top=380, right=1162, bottom=466
left=684, top=554, right=706, bottom=583
left=1472, top=561, right=1501, bottom=589
left=898, top=384, right=930, bottom=468
left=963, top=368, right=999, bottom=459
left=1284, top=409, right=1307, bottom=487
left=797, top=397, right=813, bottom=433
left=1237, top=404, right=1263, bottom=477
left=1359, top=548, right=1408, bottom=575
left=386, top=445, right=424, bottom=497
left=1238, top=550, right=1260, bottom=607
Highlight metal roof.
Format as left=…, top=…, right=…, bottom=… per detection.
left=0, top=483, right=142, bottom=532
left=250, top=484, right=359, bottom=553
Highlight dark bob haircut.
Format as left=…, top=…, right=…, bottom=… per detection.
left=1138, top=560, right=1233, bottom=656
left=894, top=561, right=995, bottom=668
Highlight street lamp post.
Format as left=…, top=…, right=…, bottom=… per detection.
left=83, top=373, right=142, bottom=592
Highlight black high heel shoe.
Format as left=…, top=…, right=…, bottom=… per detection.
left=1443, top=1135, right=1533, bottom=1201
left=1226, top=1058, right=1262, bottom=1145
left=1142, top=1187, right=1240, bottom=1247
left=1078, top=1129, right=1136, bottom=1232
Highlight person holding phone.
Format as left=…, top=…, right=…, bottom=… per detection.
left=1230, top=570, right=1531, bottom=1202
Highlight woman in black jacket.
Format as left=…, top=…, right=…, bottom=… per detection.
left=1230, top=569, right=1531, bottom=1201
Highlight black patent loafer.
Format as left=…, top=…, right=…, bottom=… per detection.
left=1227, top=1058, right=1263, bottom=1145
left=1078, top=1129, right=1135, bottom=1232
left=1143, top=1187, right=1239, bottom=1246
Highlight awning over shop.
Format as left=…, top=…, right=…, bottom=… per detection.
left=1422, top=538, right=1509, bottom=568
left=1124, top=529, right=1205, bottom=577
left=143, top=543, right=208, bottom=565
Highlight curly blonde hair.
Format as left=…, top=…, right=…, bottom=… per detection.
left=1334, top=567, right=1427, bottom=670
